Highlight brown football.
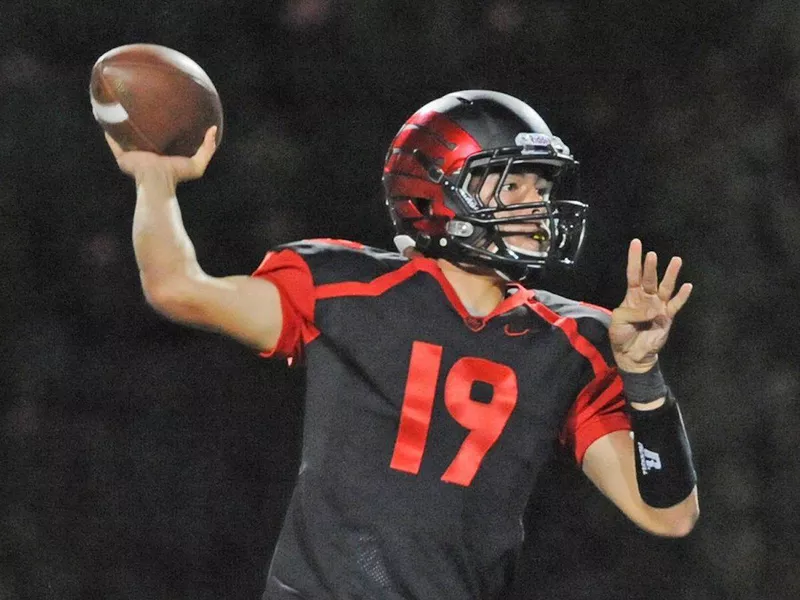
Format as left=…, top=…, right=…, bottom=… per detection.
left=90, top=44, right=223, bottom=157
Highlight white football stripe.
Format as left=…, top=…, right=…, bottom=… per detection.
left=91, top=94, right=129, bottom=124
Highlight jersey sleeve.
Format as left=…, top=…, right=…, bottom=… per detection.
left=560, top=366, right=631, bottom=465
left=251, top=248, right=316, bottom=362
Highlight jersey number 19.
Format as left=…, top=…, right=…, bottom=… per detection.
left=390, top=341, right=519, bottom=486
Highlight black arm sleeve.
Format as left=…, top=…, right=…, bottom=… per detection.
left=629, top=391, right=697, bottom=508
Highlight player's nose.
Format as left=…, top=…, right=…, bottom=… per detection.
left=525, top=184, right=544, bottom=205
left=511, top=186, right=544, bottom=213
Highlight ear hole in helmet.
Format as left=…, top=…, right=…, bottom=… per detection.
left=393, top=198, right=430, bottom=219
left=413, top=198, right=432, bottom=215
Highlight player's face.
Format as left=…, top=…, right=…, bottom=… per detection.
left=469, top=168, right=552, bottom=256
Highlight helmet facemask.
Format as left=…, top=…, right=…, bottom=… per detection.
left=419, top=148, right=587, bottom=280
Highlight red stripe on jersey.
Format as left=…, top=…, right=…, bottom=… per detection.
left=528, top=301, right=609, bottom=376
left=316, top=259, right=429, bottom=300
left=318, top=258, right=533, bottom=329
left=529, top=299, right=630, bottom=463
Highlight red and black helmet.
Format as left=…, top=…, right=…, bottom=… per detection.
left=383, top=90, right=587, bottom=280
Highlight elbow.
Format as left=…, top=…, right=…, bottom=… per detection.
left=645, top=495, right=700, bottom=538
left=141, top=277, right=199, bottom=322
left=657, top=507, right=699, bottom=538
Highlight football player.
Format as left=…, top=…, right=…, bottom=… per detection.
left=105, top=90, right=699, bottom=600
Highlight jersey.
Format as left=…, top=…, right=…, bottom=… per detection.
left=251, top=239, right=631, bottom=600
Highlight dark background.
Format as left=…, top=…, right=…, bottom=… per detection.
left=3, top=1, right=799, bottom=598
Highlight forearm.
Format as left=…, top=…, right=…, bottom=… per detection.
left=583, top=428, right=699, bottom=538
left=594, top=362, right=699, bottom=534
left=132, top=167, right=204, bottom=293
left=621, top=450, right=699, bottom=538
left=626, top=375, right=698, bottom=510
left=626, top=445, right=699, bottom=538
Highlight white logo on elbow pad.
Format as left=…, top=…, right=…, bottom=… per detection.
left=637, top=442, right=662, bottom=474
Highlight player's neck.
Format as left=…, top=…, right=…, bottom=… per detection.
left=436, top=259, right=505, bottom=317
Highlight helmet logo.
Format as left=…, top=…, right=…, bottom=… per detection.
left=515, top=132, right=571, bottom=157
left=515, top=132, right=551, bottom=148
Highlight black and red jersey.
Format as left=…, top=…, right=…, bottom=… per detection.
left=252, top=239, right=630, bottom=600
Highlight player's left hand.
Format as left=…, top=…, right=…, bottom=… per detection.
left=609, top=239, right=693, bottom=373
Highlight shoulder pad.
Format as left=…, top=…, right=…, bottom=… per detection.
left=275, top=238, right=408, bottom=285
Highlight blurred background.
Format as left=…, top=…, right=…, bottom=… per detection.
left=2, top=0, right=800, bottom=598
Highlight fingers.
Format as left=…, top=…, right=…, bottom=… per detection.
left=627, top=239, right=675, bottom=296
left=105, top=132, right=141, bottom=177
left=104, top=132, right=124, bottom=159
left=667, top=282, right=693, bottom=317
left=658, top=256, right=682, bottom=300
left=191, top=126, right=218, bottom=172
left=641, top=250, right=658, bottom=294
left=103, top=127, right=218, bottom=185
left=626, top=238, right=642, bottom=288
left=629, top=239, right=688, bottom=301
left=174, top=127, right=218, bottom=182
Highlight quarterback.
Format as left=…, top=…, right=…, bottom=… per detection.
left=104, top=90, right=699, bottom=599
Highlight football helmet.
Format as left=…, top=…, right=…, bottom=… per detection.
left=383, top=90, right=587, bottom=280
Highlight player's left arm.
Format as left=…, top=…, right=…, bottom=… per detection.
left=583, top=239, right=699, bottom=537
left=583, top=429, right=698, bottom=537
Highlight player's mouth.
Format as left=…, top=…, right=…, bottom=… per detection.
left=530, top=228, right=550, bottom=243
left=513, top=223, right=550, bottom=244
left=495, top=224, right=551, bottom=259
left=498, top=221, right=550, bottom=239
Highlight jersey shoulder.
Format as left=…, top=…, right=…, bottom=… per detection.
left=275, top=238, right=409, bottom=286
left=533, top=289, right=613, bottom=342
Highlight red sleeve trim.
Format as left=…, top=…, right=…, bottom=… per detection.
left=575, top=414, right=632, bottom=463
left=251, top=249, right=318, bottom=361
left=562, top=372, right=631, bottom=463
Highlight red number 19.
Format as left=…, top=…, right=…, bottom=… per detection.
left=389, top=341, right=518, bottom=486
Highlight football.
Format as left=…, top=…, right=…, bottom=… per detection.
left=90, top=44, right=224, bottom=157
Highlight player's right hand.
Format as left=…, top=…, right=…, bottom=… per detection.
left=104, top=126, right=218, bottom=185
left=608, top=239, right=692, bottom=373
